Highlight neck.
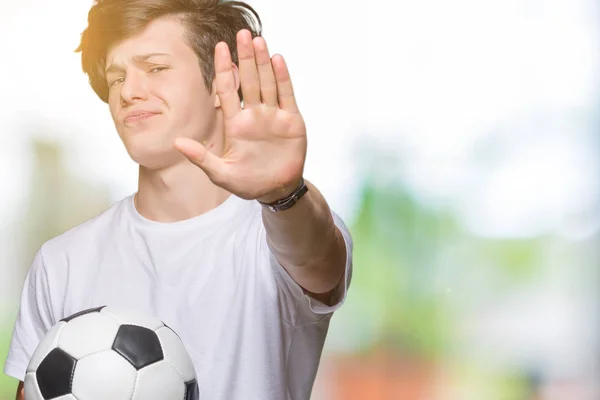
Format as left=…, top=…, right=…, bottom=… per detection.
left=135, top=159, right=231, bottom=223
left=134, top=110, right=230, bottom=222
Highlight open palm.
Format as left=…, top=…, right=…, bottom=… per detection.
left=175, top=29, right=307, bottom=203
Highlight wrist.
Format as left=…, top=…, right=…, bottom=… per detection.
left=258, top=178, right=308, bottom=212
left=257, top=178, right=302, bottom=204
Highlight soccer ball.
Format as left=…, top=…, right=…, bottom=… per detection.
left=24, top=306, right=199, bottom=400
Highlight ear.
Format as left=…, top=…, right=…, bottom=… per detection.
left=214, top=62, right=240, bottom=108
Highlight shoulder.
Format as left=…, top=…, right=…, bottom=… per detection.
left=40, top=195, right=131, bottom=261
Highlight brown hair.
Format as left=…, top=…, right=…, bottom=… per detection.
left=75, top=0, right=262, bottom=103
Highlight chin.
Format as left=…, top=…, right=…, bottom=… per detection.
left=123, top=138, right=181, bottom=170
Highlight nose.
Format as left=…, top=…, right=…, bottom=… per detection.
left=119, top=72, right=149, bottom=106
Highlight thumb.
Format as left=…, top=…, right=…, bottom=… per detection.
left=174, top=138, right=228, bottom=185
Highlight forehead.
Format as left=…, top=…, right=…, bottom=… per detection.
left=106, top=17, right=194, bottom=66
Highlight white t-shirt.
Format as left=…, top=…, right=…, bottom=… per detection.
left=4, top=193, right=353, bottom=400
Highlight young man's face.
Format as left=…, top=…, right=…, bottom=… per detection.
left=105, top=17, right=219, bottom=169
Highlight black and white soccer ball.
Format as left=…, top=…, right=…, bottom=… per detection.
left=24, top=306, right=199, bottom=400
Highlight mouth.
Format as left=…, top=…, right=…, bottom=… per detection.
left=123, top=111, right=160, bottom=125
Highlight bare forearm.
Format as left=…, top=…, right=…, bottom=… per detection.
left=16, top=381, right=23, bottom=400
left=261, top=180, right=345, bottom=293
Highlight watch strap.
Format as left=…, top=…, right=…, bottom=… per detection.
left=258, top=178, right=308, bottom=212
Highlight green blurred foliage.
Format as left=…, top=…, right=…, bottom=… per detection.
left=443, top=361, right=538, bottom=400
left=475, top=238, right=548, bottom=283
left=0, top=326, right=17, bottom=400
left=343, top=180, right=461, bottom=358
left=337, top=175, right=548, bottom=363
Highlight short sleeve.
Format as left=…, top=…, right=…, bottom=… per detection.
left=4, top=248, right=56, bottom=381
left=268, top=211, right=353, bottom=321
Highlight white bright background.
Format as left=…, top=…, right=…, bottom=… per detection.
left=0, top=0, right=599, bottom=398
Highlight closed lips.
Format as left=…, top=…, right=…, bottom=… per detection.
left=124, top=111, right=160, bottom=123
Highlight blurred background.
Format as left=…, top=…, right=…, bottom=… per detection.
left=1, top=0, right=599, bottom=399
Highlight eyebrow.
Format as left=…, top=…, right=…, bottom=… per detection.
left=105, top=53, right=170, bottom=74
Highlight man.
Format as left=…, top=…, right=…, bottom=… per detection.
left=5, top=0, right=353, bottom=399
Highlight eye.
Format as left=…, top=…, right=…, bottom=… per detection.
left=150, top=66, right=168, bottom=73
left=109, top=77, right=125, bottom=87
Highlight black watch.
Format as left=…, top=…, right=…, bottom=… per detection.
left=258, top=178, right=308, bottom=212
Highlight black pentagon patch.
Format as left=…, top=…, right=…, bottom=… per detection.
left=36, top=348, right=77, bottom=399
left=61, top=306, right=106, bottom=323
left=112, top=325, right=163, bottom=370
left=184, top=379, right=199, bottom=400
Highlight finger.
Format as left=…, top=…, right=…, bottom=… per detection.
left=236, top=29, right=261, bottom=107
left=214, top=42, right=241, bottom=120
left=271, top=54, right=299, bottom=113
left=174, top=138, right=229, bottom=185
left=253, top=36, right=278, bottom=107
